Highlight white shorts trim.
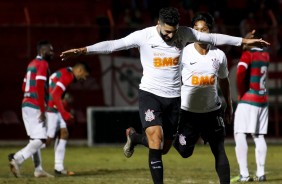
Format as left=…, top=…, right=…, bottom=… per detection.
left=234, top=103, right=268, bottom=134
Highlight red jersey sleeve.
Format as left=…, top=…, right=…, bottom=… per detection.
left=236, top=51, right=251, bottom=100
left=36, top=61, right=49, bottom=113
left=52, top=73, right=74, bottom=121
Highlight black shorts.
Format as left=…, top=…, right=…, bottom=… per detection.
left=177, top=108, right=226, bottom=145
left=138, top=89, right=181, bottom=140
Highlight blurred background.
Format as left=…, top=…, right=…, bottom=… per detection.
left=0, top=0, right=281, bottom=143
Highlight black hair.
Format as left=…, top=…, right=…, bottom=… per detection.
left=36, top=40, right=51, bottom=53
left=252, top=31, right=263, bottom=39
left=191, top=12, right=215, bottom=30
left=75, top=61, right=92, bottom=74
left=159, top=7, right=180, bottom=26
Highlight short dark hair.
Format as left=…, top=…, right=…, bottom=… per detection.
left=191, top=12, right=215, bottom=30
left=252, top=31, right=263, bottom=39
left=36, top=40, right=51, bottom=53
left=74, top=61, right=92, bottom=74
left=159, top=7, right=180, bottom=26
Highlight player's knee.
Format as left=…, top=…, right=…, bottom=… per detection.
left=162, top=147, right=170, bottom=155
left=60, top=129, right=69, bottom=139
left=173, top=139, right=194, bottom=158
left=179, top=149, right=193, bottom=158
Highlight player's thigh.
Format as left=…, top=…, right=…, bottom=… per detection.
left=58, top=113, right=67, bottom=129
left=22, top=107, right=47, bottom=139
left=234, top=103, right=266, bottom=134
left=176, top=110, right=200, bottom=148
left=47, top=112, right=60, bottom=138
left=258, top=106, right=268, bottom=134
left=139, top=89, right=163, bottom=129
left=201, top=109, right=225, bottom=144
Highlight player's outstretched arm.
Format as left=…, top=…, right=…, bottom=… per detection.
left=60, top=47, right=87, bottom=61
left=242, top=38, right=270, bottom=47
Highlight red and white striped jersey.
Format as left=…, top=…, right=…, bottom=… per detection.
left=22, top=56, right=49, bottom=109
left=237, top=48, right=270, bottom=107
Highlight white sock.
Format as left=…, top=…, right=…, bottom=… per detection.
left=14, top=139, right=43, bottom=165
left=234, top=133, right=249, bottom=177
left=253, top=135, right=267, bottom=177
left=32, top=149, right=43, bottom=171
left=55, top=139, right=67, bottom=171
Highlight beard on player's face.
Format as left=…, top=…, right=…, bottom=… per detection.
left=160, top=31, right=173, bottom=42
left=159, top=23, right=178, bottom=42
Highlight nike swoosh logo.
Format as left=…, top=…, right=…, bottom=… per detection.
left=190, top=62, right=196, bottom=65
left=150, top=161, right=161, bottom=164
left=151, top=45, right=159, bottom=48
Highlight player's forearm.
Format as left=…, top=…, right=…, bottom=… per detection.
left=195, top=30, right=242, bottom=46
left=51, top=87, right=66, bottom=114
left=219, top=78, right=232, bottom=106
left=86, top=39, right=128, bottom=54
left=236, top=66, right=247, bottom=98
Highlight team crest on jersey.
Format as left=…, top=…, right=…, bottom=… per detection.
left=145, top=109, right=155, bottom=122
left=179, top=134, right=186, bottom=145
left=212, top=58, right=220, bottom=70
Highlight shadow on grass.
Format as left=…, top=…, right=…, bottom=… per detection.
left=71, top=168, right=147, bottom=177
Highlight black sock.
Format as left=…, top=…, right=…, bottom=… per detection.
left=217, top=163, right=230, bottom=184
left=211, top=140, right=230, bottom=184
left=149, top=149, right=163, bottom=184
left=132, top=133, right=148, bottom=147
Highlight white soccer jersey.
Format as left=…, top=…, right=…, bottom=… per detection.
left=87, top=26, right=241, bottom=98
left=181, top=43, right=228, bottom=113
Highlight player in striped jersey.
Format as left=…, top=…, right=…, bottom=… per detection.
left=60, top=7, right=269, bottom=184
left=8, top=41, right=54, bottom=178
left=233, top=32, right=270, bottom=182
left=46, top=62, right=91, bottom=176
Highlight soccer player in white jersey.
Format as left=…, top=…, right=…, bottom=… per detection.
left=60, top=7, right=269, bottom=184
left=173, top=12, right=232, bottom=184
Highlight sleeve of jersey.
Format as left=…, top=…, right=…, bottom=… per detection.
left=35, top=62, right=48, bottom=113
left=185, top=27, right=242, bottom=46
left=86, top=30, right=142, bottom=54
left=51, top=84, right=70, bottom=120
left=218, top=53, right=229, bottom=79
left=236, top=52, right=250, bottom=99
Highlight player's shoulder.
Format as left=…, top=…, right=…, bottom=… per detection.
left=210, top=45, right=226, bottom=55
left=126, top=26, right=155, bottom=41
left=133, top=26, right=155, bottom=34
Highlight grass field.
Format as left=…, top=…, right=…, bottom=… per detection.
left=0, top=143, right=281, bottom=184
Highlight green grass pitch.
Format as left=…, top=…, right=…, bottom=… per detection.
left=0, top=143, right=281, bottom=183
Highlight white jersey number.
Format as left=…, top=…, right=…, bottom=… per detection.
left=260, top=66, right=267, bottom=90
left=24, top=71, right=31, bottom=92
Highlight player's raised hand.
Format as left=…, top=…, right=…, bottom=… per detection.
left=60, top=47, right=86, bottom=61
left=242, top=37, right=270, bottom=48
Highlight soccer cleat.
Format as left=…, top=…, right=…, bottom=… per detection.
left=8, top=153, right=21, bottom=178
left=237, top=175, right=253, bottom=182
left=54, top=169, right=75, bottom=176
left=34, top=170, right=54, bottom=178
left=123, top=127, right=136, bottom=158
left=254, top=175, right=266, bottom=182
